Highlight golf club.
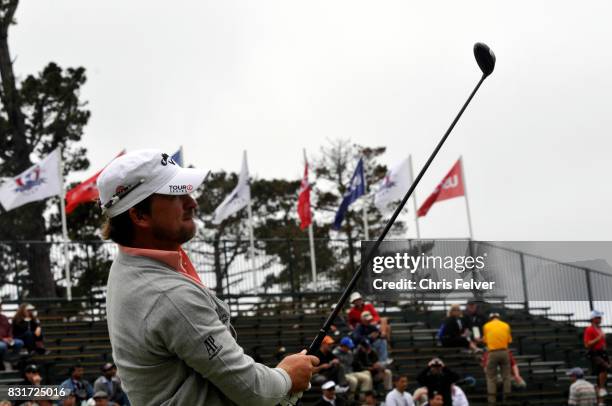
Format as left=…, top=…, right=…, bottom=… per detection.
left=306, top=42, right=496, bottom=355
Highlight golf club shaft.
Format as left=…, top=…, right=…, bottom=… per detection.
left=307, top=74, right=487, bottom=355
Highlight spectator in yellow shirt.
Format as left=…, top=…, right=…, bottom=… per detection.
left=482, top=313, right=512, bottom=404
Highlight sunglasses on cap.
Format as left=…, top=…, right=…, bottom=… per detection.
left=101, top=178, right=146, bottom=213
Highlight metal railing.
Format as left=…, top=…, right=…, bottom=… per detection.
left=0, top=239, right=611, bottom=322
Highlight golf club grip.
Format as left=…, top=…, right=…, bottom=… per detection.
left=306, top=73, right=488, bottom=356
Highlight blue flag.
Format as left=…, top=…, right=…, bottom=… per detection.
left=171, top=148, right=183, bottom=166
left=333, top=158, right=365, bottom=230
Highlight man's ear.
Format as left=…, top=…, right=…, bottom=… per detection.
left=128, top=207, right=151, bottom=229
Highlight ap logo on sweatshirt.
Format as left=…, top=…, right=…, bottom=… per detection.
left=204, top=335, right=223, bottom=360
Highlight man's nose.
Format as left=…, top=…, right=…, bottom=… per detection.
left=182, top=194, right=197, bottom=209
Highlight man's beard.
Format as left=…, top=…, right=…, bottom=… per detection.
left=152, top=222, right=196, bottom=245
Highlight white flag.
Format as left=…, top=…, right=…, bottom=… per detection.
left=0, top=148, right=63, bottom=212
left=212, top=151, right=251, bottom=224
left=374, top=157, right=412, bottom=213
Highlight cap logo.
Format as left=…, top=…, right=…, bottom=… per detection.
left=168, top=184, right=193, bottom=193
left=161, top=153, right=177, bottom=166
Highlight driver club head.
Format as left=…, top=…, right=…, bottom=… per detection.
left=474, top=42, right=496, bottom=77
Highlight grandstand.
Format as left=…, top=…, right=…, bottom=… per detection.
left=1, top=294, right=610, bottom=405
left=0, top=241, right=610, bottom=404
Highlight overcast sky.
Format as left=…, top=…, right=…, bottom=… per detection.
left=10, top=0, right=612, bottom=242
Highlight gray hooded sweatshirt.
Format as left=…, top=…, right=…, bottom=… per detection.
left=106, top=249, right=292, bottom=405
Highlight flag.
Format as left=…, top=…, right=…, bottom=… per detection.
left=374, top=157, right=412, bottom=213
left=0, top=148, right=62, bottom=212
left=171, top=148, right=183, bottom=167
left=212, top=151, right=251, bottom=224
left=65, top=150, right=125, bottom=214
left=332, top=158, right=365, bottom=230
left=297, top=161, right=312, bottom=230
left=417, top=158, right=465, bottom=217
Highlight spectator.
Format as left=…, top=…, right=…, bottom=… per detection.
left=330, top=303, right=352, bottom=338
left=583, top=310, right=608, bottom=399
left=348, top=292, right=391, bottom=342
left=0, top=301, right=24, bottom=368
left=354, top=339, right=392, bottom=393
left=94, top=363, right=129, bottom=406
left=451, top=385, right=469, bottom=406
left=416, top=358, right=459, bottom=406
left=59, top=364, right=94, bottom=405
left=362, top=391, right=380, bottom=406
left=482, top=313, right=512, bottom=404
left=424, top=393, right=444, bottom=406
left=333, top=336, right=373, bottom=396
left=440, top=304, right=479, bottom=352
left=412, top=385, right=468, bottom=406
left=353, top=311, right=390, bottom=363
left=462, top=301, right=486, bottom=343
left=385, top=374, right=414, bottom=406
left=93, top=391, right=110, bottom=406
left=314, top=380, right=347, bottom=406
left=313, top=336, right=347, bottom=388
left=11, top=303, right=47, bottom=355
left=62, top=392, right=77, bottom=406
left=23, top=364, right=42, bottom=385
left=567, top=367, right=597, bottom=406
left=481, top=350, right=526, bottom=388
left=15, top=364, right=52, bottom=406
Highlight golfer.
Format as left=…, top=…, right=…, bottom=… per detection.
left=97, top=149, right=318, bottom=405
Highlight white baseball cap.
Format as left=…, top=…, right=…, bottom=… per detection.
left=349, top=292, right=363, bottom=303
left=97, top=149, right=209, bottom=217
left=321, top=381, right=336, bottom=390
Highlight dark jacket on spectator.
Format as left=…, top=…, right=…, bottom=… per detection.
left=353, top=348, right=379, bottom=372
left=12, top=318, right=41, bottom=339
left=416, top=366, right=459, bottom=406
left=462, top=311, right=486, bottom=338
left=442, top=316, right=465, bottom=340
left=314, top=396, right=347, bottom=406
left=318, top=349, right=337, bottom=365
left=352, top=324, right=382, bottom=344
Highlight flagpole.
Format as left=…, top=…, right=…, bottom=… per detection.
left=361, top=157, right=370, bottom=241
left=58, top=150, right=72, bottom=301
left=459, top=156, right=474, bottom=240
left=303, top=149, right=318, bottom=289
left=408, top=155, right=422, bottom=240
left=244, top=151, right=257, bottom=291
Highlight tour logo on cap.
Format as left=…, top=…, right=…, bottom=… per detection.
left=168, top=184, right=194, bottom=193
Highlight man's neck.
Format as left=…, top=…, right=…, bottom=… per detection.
left=129, top=237, right=181, bottom=251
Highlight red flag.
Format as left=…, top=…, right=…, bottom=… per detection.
left=417, top=158, right=465, bottom=217
left=65, top=150, right=125, bottom=214
left=297, top=161, right=312, bottom=230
